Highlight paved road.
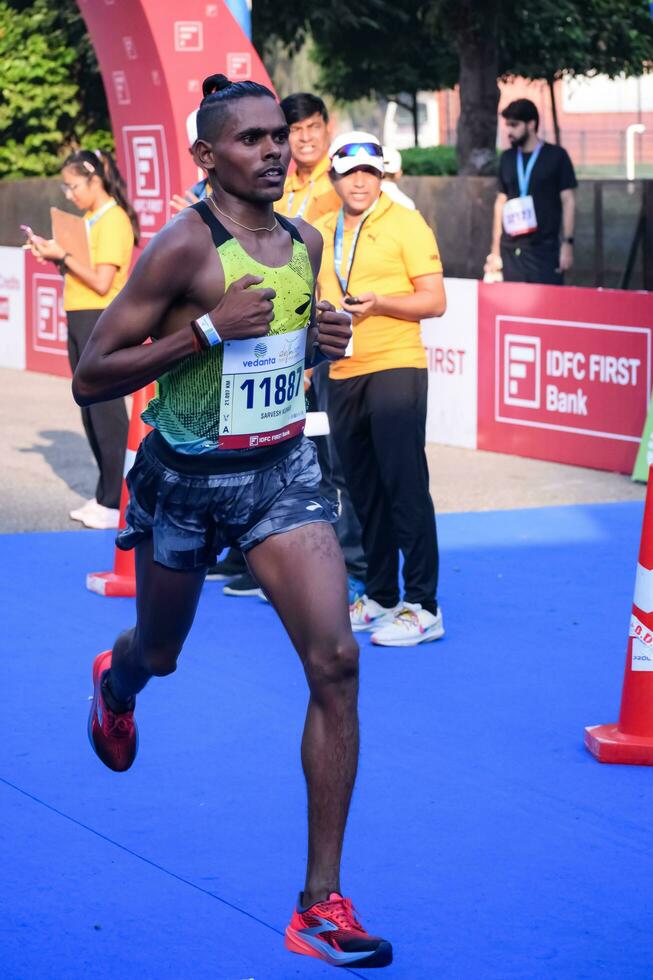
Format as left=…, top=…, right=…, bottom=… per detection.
left=0, top=367, right=645, bottom=534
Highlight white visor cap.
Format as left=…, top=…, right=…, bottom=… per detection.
left=329, top=131, right=385, bottom=176
left=186, top=109, right=199, bottom=146
left=382, top=146, right=403, bottom=175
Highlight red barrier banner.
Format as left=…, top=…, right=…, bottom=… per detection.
left=0, top=246, right=26, bottom=369
left=24, top=252, right=70, bottom=378
left=477, top=282, right=653, bottom=473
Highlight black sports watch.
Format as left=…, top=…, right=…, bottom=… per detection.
left=562, top=236, right=574, bottom=245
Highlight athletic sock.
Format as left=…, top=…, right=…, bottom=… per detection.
left=101, top=670, right=135, bottom=714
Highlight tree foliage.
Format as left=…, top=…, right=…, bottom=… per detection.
left=0, top=0, right=111, bottom=180
left=254, top=0, right=456, bottom=144
left=254, top=0, right=653, bottom=171
left=500, top=0, right=653, bottom=143
left=313, top=3, right=456, bottom=115
left=2, top=0, right=652, bottom=181
left=312, top=2, right=457, bottom=143
left=502, top=0, right=653, bottom=83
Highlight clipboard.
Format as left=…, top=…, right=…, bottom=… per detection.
left=50, top=207, right=91, bottom=267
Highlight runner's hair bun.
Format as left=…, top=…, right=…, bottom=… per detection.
left=202, top=74, right=232, bottom=97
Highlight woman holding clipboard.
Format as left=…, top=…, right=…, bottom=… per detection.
left=28, top=150, right=139, bottom=529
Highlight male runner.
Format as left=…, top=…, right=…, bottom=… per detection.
left=216, top=91, right=367, bottom=602
left=73, top=74, right=391, bottom=970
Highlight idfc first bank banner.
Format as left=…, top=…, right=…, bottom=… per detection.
left=477, top=282, right=653, bottom=473
left=76, top=0, right=273, bottom=239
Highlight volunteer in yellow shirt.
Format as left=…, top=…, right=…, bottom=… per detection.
left=278, top=93, right=341, bottom=223
left=314, top=131, right=446, bottom=647
left=28, top=149, right=139, bottom=529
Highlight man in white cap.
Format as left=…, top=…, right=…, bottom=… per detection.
left=381, top=146, right=416, bottom=210
left=169, top=109, right=209, bottom=212
left=314, top=132, right=446, bottom=647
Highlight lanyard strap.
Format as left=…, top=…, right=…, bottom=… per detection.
left=86, top=199, right=117, bottom=230
left=333, top=200, right=378, bottom=294
left=516, top=143, right=542, bottom=198
left=287, top=181, right=314, bottom=219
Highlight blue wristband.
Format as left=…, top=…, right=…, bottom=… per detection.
left=193, top=313, right=222, bottom=347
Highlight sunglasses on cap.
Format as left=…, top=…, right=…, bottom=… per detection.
left=333, top=142, right=383, bottom=159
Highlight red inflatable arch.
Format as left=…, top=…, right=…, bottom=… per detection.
left=76, top=0, right=274, bottom=240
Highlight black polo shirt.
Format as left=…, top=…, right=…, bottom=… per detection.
left=499, top=142, right=577, bottom=246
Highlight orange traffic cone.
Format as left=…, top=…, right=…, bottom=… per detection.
left=585, top=466, right=653, bottom=764
left=86, top=384, right=156, bottom=597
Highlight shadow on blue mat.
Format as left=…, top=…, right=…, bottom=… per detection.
left=1, top=501, right=652, bottom=980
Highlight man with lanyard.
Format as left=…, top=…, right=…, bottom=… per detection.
left=74, top=76, right=392, bottom=969
left=278, top=92, right=341, bottom=222
left=314, top=132, right=446, bottom=647
left=485, top=98, right=577, bottom=285
left=216, top=92, right=367, bottom=601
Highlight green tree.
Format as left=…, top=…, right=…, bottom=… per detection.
left=0, top=0, right=111, bottom=180
left=424, top=0, right=653, bottom=171
left=255, top=0, right=653, bottom=175
left=254, top=1, right=456, bottom=146
left=425, top=0, right=502, bottom=175
left=501, top=0, right=653, bottom=145
left=310, top=3, right=457, bottom=146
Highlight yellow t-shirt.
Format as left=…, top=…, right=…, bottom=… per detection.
left=64, top=200, right=134, bottom=312
left=278, top=155, right=341, bottom=225
left=314, top=194, right=443, bottom=380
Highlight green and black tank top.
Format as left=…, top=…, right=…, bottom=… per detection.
left=143, top=200, right=314, bottom=457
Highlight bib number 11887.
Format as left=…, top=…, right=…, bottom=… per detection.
left=240, top=365, right=303, bottom=409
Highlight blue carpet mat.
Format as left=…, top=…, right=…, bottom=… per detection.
left=1, top=502, right=653, bottom=979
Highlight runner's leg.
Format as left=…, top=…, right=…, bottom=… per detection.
left=107, top=538, right=207, bottom=703
left=246, top=522, right=359, bottom=905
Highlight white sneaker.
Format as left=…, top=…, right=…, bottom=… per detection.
left=371, top=603, right=444, bottom=647
left=350, top=595, right=397, bottom=633
left=79, top=501, right=121, bottom=530
left=69, top=497, right=97, bottom=522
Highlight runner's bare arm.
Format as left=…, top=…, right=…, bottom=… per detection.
left=73, top=214, right=275, bottom=406
left=72, top=222, right=203, bottom=406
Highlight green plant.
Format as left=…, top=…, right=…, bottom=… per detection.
left=0, top=0, right=112, bottom=180
left=399, top=145, right=459, bottom=176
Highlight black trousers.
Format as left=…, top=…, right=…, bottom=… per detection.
left=500, top=239, right=563, bottom=285
left=328, top=367, right=438, bottom=613
left=308, top=362, right=367, bottom=581
left=67, top=309, right=129, bottom=509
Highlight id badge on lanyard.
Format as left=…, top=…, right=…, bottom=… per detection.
left=218, top=328, right=308, bottom=449
left=287, top=181, right=313, bottom=219
left=333, top=202, right=377, bottom=357
left=502, top=143, right=541, bottom=237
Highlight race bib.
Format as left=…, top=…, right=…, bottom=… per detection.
left=503, top=195, right=538, bottom=237
left=218, top=329, right=307, bottom=449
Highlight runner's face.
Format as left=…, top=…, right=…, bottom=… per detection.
left=288, top=112, right=330, bottom=170
left=331, top=167, right=382, bottom=215
left=210, top=96, right=291, bottom=202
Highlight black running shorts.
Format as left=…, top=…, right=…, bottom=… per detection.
left=116, top=433, right=337, bottom=571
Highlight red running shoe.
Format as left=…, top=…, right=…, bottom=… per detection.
left=285, top=892, right=392, bottom=968
left=87, top=650, right=138, bottom=772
